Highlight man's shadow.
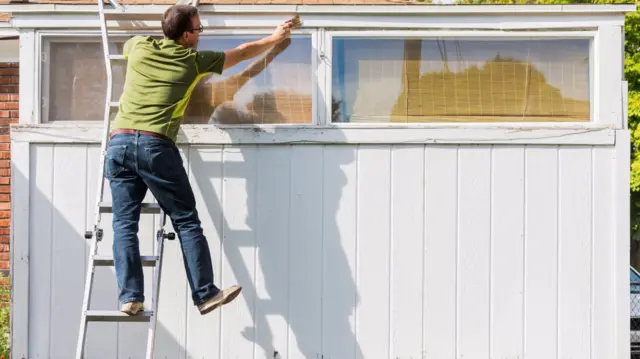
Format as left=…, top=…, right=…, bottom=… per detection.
left=183, top=38, right=363, bottom=358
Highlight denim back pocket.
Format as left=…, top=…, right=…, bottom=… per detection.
left=104, top=144, right=127, bottom=179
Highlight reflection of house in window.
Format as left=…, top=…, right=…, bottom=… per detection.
left=333, top=38, right=590, bottom=123
left=184, top=37, right=314, bottom=125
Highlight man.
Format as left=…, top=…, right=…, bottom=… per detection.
left=105, top=4, right=296, bottom=316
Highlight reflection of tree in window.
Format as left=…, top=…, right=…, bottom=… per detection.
left=184, top=36, right=314, bottom=125
left=332, top=38, right=591, bottom=123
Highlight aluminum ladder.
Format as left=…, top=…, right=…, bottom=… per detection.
left=75, top=1, right=175, bottom=358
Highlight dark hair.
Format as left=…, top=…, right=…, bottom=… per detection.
left=161, top=5, right=199, bottom=41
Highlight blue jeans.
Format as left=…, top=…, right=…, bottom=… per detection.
left=104, top=131, right=220, bottom=306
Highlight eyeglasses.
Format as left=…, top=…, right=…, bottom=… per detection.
left=188, top=25, right=204, bottom=33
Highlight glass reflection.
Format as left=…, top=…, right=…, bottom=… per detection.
left=184, top=35, right=313, bottom=125
left=332, top=38, right=591, bottom=123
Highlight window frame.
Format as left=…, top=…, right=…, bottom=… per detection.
left=36, top=28, right=322, bottom=126
left=35, top=27, right=609, bottom=128
left=322, top=29, right=598, bottom=127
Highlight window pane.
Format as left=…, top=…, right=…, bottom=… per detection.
left=44, top=40, right=126, bottom=122
left=331, top=37, right=591, bottom=123
left=184, top=35, right=313, bottom=124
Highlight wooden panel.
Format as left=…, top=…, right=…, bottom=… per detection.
left=85, top=144, right=118, bottom=358
left=28, top=145, right=54, bottom=357
left=389, top=145, right=424, bottom=358
left=186, top=146, right=224, bottom=359
left=457, top=145, right=491, bottom=359
left=592, top=147, right=615, bottom=359
left=558, top=146, right=592, bottom=358
left=153, top=146, right=190, bottom=358
left=356, top=146, right=391, bottom=358
left=322, top=146, right=359, bottom=359
left=254, top=146, right=292, bottom=359
left=219, top=146, right=259, bottom=359
left=423, top=145, right=458, bottom=359
left=288, top=146, right=323, bottom=359
left=11, top=141, right=30, bottom=358
left=524, top=146, right=559, bottom=359
left=491, top=146, right=525, bottom=358
left=18, top=142, right=623, bottom=359
left=49, top=145, right=88, bottom=358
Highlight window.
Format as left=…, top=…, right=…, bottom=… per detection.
left=331, top=37, right=592, bottom=123
left=40, top=34, right=313, bottom=124
left=41, top=38, right=126, bottom=122
left=184, top=35, right=313, bottom=125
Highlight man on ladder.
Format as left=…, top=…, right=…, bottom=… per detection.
left=107, top=5, right=296, bottom=316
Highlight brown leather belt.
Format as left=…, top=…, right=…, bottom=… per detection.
left=110, top=129, right=172, bottom=142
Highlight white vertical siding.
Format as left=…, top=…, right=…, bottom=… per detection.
left=20, top=142, right=622, bottom=359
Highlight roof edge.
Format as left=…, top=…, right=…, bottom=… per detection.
left=0, top=3, right=636, bottom=15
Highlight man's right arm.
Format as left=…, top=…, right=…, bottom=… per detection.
left=195, top=19, right=295, bottom=75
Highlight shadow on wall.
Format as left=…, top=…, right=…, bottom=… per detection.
left=184, top=103, right=361, bottom=358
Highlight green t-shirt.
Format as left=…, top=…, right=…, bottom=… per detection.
left=112, top=36, right=225, bottom=142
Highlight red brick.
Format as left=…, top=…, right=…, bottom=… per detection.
left=0, top=262, right=9, bottom=270
left=0, top=77, right=18, bottom=85
left=10, top=110, right=18, bottom=119
left=0, top=94, right=17, bottom=101
left=0, top=228, right=9, bottom=236
left=0, top=86, right=18, bottom=94
left=0, top=63, right=17, bottom=68
left=0, top=220, right=10, bottom=228
left=0, top=137, right=11, bottom=144
left=0, top=195, right=10, bottom=203
left=0, top=111, right=10, bottom=119
left=0, top=178, right=9, bottom=186
left=0, top=236, right=9, bottom=244
left=0, top=186, right=10, bottom=194
left=0, top=152, right=11, bottom=160
left=0, top=211, right=9, bottom=220
left=0, top=68, right=18, bottom=76
left=0, top=119, right=17, bottom=126
left=0, top=102, right=18, bottom=110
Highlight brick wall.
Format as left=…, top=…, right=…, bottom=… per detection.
left=0, top=63, right=18, bottom=275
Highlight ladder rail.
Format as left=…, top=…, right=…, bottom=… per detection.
left=77, top=0, right=172, bottom=357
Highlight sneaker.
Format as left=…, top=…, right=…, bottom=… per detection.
left=120, top=301, right=144, bottom=316
left=197, top=285, right=242, bottom=315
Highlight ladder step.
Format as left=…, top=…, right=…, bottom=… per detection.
left=86, top=310, right=153, bottom=323
left=104, top=11, right=162, bottom=21
left=93, top=255, right=158, bottom=267
left=109, top=55, right=126, bottom=60
left=99, top=202, right=162, bottom=214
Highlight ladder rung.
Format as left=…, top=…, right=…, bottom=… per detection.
left=109, top=55, right=126, bottom=61
left=93, top=255, right=158, bottom=267
left=99, top=202, right=162, bottom=214
left=85, top=310, right=153, bottom=323
left=104, top=11, right=161, bottom=21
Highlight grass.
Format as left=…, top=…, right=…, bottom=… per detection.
left=0, top=273, right=9, bottom=359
